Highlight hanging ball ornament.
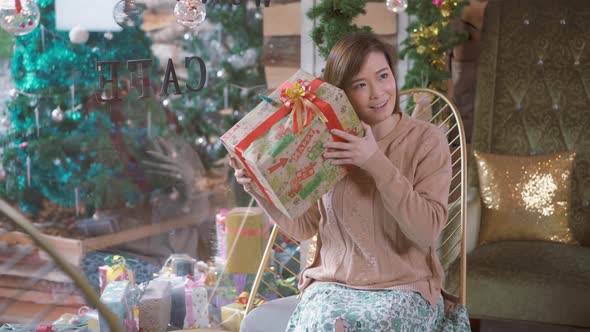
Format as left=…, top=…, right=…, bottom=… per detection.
left=216, top=68, right=228, bottom=79
left=1, top=116, right=10, bottom=127
left=174, top=0, right=206, bottom=28
left=113, top=0, right=144, bottom=28
left=51, top=106, right=65, bottom=122
left=0, top=0, right=40, bottom=36
left=8, top=88, right=18, bottom=100
left=69, top=25, right=89, bottom=44
left=386, top=0, right=408, bottom=13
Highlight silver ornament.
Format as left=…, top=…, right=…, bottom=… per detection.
left=0, top=0, right=40, bottom=36
left=69, top=25, right=89, bottom=44
left=113, top=0, right=143, bottom=28
left=174, top=0, right=206, bottom=28
left=8, top=88, right=18, bottom=99
left=52, top=107, right=65, bottom=122
left=385, top=0, right=408, bottom=13
left=216, top=69, right=228, bottom=79
left=1, top=116, right=10, bottom=127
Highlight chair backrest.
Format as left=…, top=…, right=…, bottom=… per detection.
left=246, top=88, right=468, bottom=313
left=470, top=0, right=590, bottom=246
left=399, top=88, right=468, bottom=304
left=0, top=200, right=122, bottom=331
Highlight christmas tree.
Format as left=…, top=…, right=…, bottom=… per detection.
left=168, top=2, right=264, bottom=167
left=168, top=2, right=265, bottom=205
left=0, top=0, right=173, bottom=217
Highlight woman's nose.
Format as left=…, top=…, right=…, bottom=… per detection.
left=369, top=85, right=382, bottom=100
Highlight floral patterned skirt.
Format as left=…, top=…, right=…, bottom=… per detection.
left=286, top=283, right=471, bottom=332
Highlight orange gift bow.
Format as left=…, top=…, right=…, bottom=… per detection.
left=279, top=79, right=328, bottom=134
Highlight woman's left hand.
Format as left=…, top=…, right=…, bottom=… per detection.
left=323, top=122, right=378, bottom=168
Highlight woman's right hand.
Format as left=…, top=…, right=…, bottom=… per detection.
left=229, top=157, right=255, bottom=194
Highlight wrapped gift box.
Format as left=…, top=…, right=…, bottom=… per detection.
left=99, top=280, right=136, bottom=332
left=221, top=69, right=363, bottom=220
left=224, top=208, right=267, bottom=274
left=138, top=280, right=172, bottom=332
left=220, top=303, right=246, bottom=332
left=183, top=279, right=209, bottom=329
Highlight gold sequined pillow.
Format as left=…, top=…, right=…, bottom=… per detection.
left=474, top=151, right=578, bottom=245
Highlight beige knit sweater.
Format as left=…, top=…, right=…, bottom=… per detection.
left=252, top=112, right=452, bottom=308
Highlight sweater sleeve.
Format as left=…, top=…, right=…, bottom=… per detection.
left=249, top=190, right=320, bottom=242
left=361, top=128, right=452, bottom=250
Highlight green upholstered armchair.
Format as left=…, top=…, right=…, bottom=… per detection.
left=455, top=0, right=590, bottom=328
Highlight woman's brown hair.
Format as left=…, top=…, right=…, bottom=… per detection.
left=322, top=31, right=401, bottom=113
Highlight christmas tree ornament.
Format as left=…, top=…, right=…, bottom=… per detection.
left=169, top=188, right=179, bottom=200
left=386, top=0, right=408, bottom=13
left=195, top=136, right=206, bottom=146
left=52, top=106, right=65, bottom=122
left=174, top=0, right=206, bottom=28
left=8, top=88, right=18, bottom=100
left=1, top=116, right=11, bottom=127
left=216, top=68, right=228, bottom=79
left=18, top=142, right=28, bottom=149
left=113, top=0, right=143, bottom=28
left=69, top=25, right=89, bottom=44
left=104, top=31, right=114, bottom=40
left=0, top=0, right=40, bottom=36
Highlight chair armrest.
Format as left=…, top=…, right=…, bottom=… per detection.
left=466, top=187, right=481, bottom=254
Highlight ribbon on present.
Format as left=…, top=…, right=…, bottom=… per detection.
left=235, top=78, right=345, bottom=202
left=103, top=255, right=135, bottom=287
left=35, top=324, right=53, bottom=332
left=236, top=291, right=265, bottom=307
left=184, top=273, right=207, bottom=329
left=279, top=79, right=328, bottom=134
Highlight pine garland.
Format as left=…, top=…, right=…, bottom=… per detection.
left=307, top=0, right=372, bottom=60
left=399, top=0, right=468, bottom=91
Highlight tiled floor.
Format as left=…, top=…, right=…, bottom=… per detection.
left=480, top=320, right=589, bottom=332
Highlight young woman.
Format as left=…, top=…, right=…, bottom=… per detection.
left=232, top=32, right=470, bottom=331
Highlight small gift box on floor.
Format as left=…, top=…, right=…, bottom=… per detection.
left=221, top=69, right=363, bottom=220
left=98, top=255, right=135, bottom=293
left=183, top=276, right=209, bottom=329
left=99, top=280, right=137, bottom=332
left=220, top=303, right=245, bottom=332
left=220, top=292, right=264, bottom=332
left=224, top=207, right=268, bottom=274
left=138, top=280, right=172, bottom=332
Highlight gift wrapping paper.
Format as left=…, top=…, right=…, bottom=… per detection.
left=138, top=280, right=172, bottom=332
left=98, top=280, right=136, bottom=332
left=224, top=207, right=267, bottom=274
left=221, top=69, right=363, bottom=220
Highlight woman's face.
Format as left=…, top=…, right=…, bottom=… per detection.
left=344, top=51, right=397, bottom=125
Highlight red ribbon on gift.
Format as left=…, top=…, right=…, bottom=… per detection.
left=279, top=79, right=328, bottom=134
left=35, top=324, right=53, bottom=332
left=235, top=78, right=345, bottom=202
